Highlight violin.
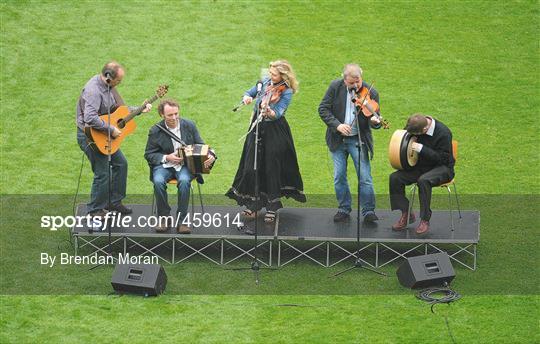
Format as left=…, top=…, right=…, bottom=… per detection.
left=260, top=80, right=287, bottom=117
left=237, top=80, right=288, bottom=142
left=351, top=83, right=390, bottom=129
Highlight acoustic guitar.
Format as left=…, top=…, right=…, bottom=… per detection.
left=85, top=84, right=168, bottom=154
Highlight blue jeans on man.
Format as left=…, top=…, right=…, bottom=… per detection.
left=152, top=165, right=193, bottom=221
left=331, top=136, right=376, bottom=218
left=77, top=129, right=128, bottom=214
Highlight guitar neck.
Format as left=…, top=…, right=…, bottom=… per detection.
left=123, top=94, right=159, bottom=123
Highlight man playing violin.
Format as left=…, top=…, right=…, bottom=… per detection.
left=389, top=114, right=454, bottom=234
left=318, top=64, right=382, bottom=223
left=144, top=99, right=215, bottom=233
left=76, top=61, right=152, bottom=217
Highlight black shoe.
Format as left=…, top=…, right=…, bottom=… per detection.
left=363, top=213, right=379, bottom=223
left=107, top=203, right=133, bottom=214
left=333, top=212, right=350, bottom=223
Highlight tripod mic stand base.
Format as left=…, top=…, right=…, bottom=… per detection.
left=333, top=258, right=387, bottom=277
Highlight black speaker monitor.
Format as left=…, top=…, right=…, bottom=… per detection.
left=111, top=263, right=167, bottom=296
left=396, top=252, right=455, bottom=289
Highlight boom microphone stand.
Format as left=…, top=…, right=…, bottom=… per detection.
left=334, top=84, right=386, bottom=277
left=227, top=80, right=278, bottom=285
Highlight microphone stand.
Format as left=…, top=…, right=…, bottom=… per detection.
left=334, top=84, right=386, bottom=277
left=226, top=80, right=278, bottom=285
left=90, top=76, right=116, bottom=270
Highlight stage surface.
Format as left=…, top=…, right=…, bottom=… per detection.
left=72, top=205, right=479, bottom=269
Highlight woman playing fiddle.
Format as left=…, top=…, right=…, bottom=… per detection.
left=226, top=60, right=306, bottom=223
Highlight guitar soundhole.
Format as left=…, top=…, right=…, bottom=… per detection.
left=117, top=119, right=126, bottom=129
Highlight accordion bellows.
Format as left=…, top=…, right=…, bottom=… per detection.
left=180, top=144, right=213, bottom=174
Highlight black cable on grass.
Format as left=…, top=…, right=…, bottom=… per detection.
left=416, top=286, right=461, bottom=344
left=416, top=286, right=461, bottom=308
left=73, top=144, right=91, bottom=217
left=275, top=303, right=319, bottom=308
left=68, top=143, right=92, bottom=249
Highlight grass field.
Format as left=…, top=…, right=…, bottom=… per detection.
left=1, top=1, right=539, bottom=343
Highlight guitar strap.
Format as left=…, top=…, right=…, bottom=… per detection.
left=111, top=88, right=125, bottom=106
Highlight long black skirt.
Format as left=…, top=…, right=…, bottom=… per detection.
left=225, top=116, right=306, bottom=211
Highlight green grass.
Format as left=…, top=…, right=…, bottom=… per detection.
left=1, top=295, right=537, bottom=343
left=1, top=0, right=539, bottom=343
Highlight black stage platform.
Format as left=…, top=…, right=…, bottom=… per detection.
left=72, top=205, right=479, bottom=270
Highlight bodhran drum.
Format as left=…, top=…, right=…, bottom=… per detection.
left=179, top=144, right=214, bottom=174
left=388, top=130, right=418, bottom=170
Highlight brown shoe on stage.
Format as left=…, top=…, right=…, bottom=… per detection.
left=154, top=224, right=169, bottom=233
left=107, top=203, right=133, bottom=215
left=392, top=212, right=416, bottom=231
left=415, top=220, right=430, bottom=234
left=177, top=224, right=191, bottom=234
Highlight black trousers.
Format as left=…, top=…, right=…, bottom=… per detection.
left=389, top=166, right=454, bottom=221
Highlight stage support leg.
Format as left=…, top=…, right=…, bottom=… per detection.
left=278, top=241, right=281, bottom=267
left=172, top=238, right=175, bottom=264
left=375, top=243, right=379, bottom=268
left=220, top=239, right=224, bottom=265
left=326, top=241, right=330, bottom=267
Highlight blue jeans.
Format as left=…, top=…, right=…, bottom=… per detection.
left=77, top=129, right=127, bottom=213
left=331, top=136, right=376, bottom=216
left=152, top=165, right=193, bottom=220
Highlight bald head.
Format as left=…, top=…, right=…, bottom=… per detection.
left=101, top=61, right=125, bottom=86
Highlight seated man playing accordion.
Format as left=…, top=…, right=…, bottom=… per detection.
left=144, top=99, right=215, bottom=234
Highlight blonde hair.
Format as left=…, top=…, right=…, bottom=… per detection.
left=269, top=59, right=299, bottom=93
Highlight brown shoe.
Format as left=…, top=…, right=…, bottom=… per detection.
left=154, top=224, right=169, bottom=233
left=241, top=209, right=257, bottom=221
left=392, top=212, right=416, bottom=231
left=415, top=220, right=430, bottom=234
left=177, top=224, right=191, bottom=234
left=154, top=216, right=173, bottom=232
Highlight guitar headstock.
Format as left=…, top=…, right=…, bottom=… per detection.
left=156, top=85, right=169, bottom=98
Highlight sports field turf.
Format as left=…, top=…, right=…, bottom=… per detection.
left=1, top=1, right=538, bottom=343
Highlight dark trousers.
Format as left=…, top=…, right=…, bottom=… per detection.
left=77, top=129, right=128, bottom=213
left=389, top=166, right=453, bottom=221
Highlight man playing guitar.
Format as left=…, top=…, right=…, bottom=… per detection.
left=76, top=61, right=151, bottom=217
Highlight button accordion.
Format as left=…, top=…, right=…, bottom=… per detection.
left=179, top=144, right=214, bottom=174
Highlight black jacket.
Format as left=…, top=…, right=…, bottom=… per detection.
left=416, top=119, right=455, bottom=172
left=144, top=118, right=205, bottom=180
left=318, top=79, right=381, bottom=158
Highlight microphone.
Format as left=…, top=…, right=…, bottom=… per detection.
left=104, top=72, right=112, bottom=84
left=232, top=80, right=263, bottom=112
left=232, top=101, right=244, bottom=112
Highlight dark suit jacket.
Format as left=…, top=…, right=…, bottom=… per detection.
left=144, top=118, right=205, bottom=180
left=318, top=79, right=381, bottom=158
left=416, top=119, right=455, bottom=173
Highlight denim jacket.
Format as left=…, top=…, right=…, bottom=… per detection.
left=244, top=77, right=293, bottom=120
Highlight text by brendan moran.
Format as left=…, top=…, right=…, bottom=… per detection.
left=40, top=252, right=158, bottom=267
